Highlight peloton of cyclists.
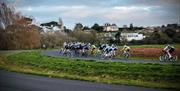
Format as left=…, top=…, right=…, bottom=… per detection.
left=61, top=42, right=127, bottom=59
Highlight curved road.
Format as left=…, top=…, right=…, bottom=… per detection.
left=42, top=50, right=179, bottom=64
left=0, top=70, right=175, bottom=91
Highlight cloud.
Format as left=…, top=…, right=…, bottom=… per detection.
left=113, top=6, right=157, bottom=12
left=17, top=5, right=93, bottom=18
left=17, top=5, right=161, bottom=21
left=18, top=5, right=87, bottom=12
left=13, top=0, right=180, bottom=8
left=96, top=6, right=158, bottom=22
left=14, top=0, right=180, bottom=28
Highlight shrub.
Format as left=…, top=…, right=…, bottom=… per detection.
left=0, top=25, right=41, bottom=49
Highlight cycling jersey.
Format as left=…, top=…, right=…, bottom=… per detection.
left=122, top=45, right=130, bottom=52
left=163, top=45, right=175, bottom=58
left=91, top=45, right=96, bottom=49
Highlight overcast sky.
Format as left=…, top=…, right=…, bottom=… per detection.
left=3, top=0, right=180, bottom=29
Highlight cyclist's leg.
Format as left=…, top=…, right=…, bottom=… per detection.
left=109, top=51, right=113, bottom=59
left=102, top=51, right=107, bottom=59
left=93, top=49, right=96, bottom=56
left=113, top=51, right=116, bottom=57
left=123, top=51, right=126, bottom=56
left=124, top=51, right=129, bottom=59
left=126, top=52, right=130, bottom=58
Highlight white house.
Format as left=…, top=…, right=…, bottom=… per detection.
left=41, top=25, right=62, bottom=34
left=103, top=23, right=119, bottom=31
left=121, top=33, right=145, bottom=41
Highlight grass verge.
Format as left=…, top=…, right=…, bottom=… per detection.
left=0, top=51, right=180, bottom=89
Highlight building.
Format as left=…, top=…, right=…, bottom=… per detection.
left=120, top=33, right=145, bottom=41
left=40, top=20, right=64, bottom=33
left=103, top=23, right=119, bottom=31
left=123, top=25, right=128, bottom=28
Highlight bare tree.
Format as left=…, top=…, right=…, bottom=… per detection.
left=0, top=2, right=20, bottom=29
left=0, top=2, right=41, bottom=49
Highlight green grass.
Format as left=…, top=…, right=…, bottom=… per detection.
left=0, top=51, right=180, bottom=89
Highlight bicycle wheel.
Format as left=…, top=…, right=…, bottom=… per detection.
left=123, top=53, right=129, bottom=60
left=159, top=55, right=165, bottom=61
left=160, top=54, right=170, bottom=62
left=100, top=53, right=105, bottom=59
left=169, top=56, right=178, bottom=62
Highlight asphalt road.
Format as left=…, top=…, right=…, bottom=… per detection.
left=42, top=50, right=179, bottom=64
left=0, top=70, right=176, bottom=91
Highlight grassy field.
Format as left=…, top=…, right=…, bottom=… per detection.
left=0, top=51, right=180, bottom=89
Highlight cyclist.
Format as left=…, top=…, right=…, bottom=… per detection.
left=163, top=44, right=175, bottom=59
left=121, top=45, right=131, bottom=58
left=91, top=44, right=96, bottom=55
left=111, top=44, right=117, bottom=57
